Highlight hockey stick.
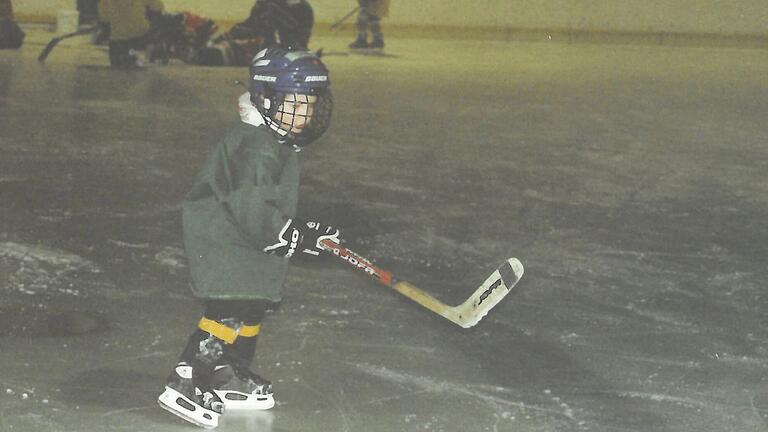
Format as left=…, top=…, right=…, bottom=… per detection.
left=37, top=25, right=99, bottom=63
left=320, top=239, right=524, bottom=328
left=329, top=6, right=361, bottom=31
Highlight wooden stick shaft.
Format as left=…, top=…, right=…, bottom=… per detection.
left=330, top=6, right=361, bottom=30
left=391, top=281, right=457, bottom=320
left=319, top=239, right=521, bottom=328
left=319, top=239, right=455, bottom=315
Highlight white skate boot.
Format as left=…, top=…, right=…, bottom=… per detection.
left=211, top=362, right=275, bottom=410
left=158, top=362, right=224, bottom=428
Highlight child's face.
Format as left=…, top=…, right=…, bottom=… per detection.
left=275, top=93, right=316, bottom=135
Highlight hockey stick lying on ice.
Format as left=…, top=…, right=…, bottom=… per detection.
left=320, top=239, right=524, bottom=328
left=37, top=25, right=99, bottom=63
left=329, top=6, right=361, bottom=31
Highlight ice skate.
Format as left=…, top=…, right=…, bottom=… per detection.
left=369, top=37, right=384, bottom=50
left=211, top=362, right=275, bottom=410
left=158, top=362, right=224, bottom=429
left=170, top=317, right=276, bottom=413
left=109, top=48, right=144, bottom=69
left=348, top=35, right=369, bottom=50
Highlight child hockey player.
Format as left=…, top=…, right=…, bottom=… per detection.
left=158, top=47, right=338, bottom=428
left=348, top=0, right=390, bottom=50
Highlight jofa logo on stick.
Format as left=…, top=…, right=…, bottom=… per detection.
left=477, top=278, right=504, bottom=305
left=330, top=247, right=376, bottom=276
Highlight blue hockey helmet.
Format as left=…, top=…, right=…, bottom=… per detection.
left=249, top=47, right=333, bottom=149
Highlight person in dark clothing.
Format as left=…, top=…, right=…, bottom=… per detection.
left=98, top=0, right=165, bottom=67
left=0, top=0, right=12, bottom=19
left=248, top=0, right=314, bottom=49
left=190, top=0, right=313, bottom=67
left=349, top=0, right=389, bottom=50
left=0, top=0, right=24, bottom=49
left=76, top=0, right=99, bottom=26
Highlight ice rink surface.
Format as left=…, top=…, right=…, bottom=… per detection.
left=1, top=27, right=767, bottom=432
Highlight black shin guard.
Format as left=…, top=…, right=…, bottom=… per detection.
left=200, top=300, right=270, bottom=365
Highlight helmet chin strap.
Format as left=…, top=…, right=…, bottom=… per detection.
left=266, top=120, right=302, bottom=152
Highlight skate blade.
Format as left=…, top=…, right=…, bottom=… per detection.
left=214, top=389, right=275, bottom=410
left=158, top=386, right=220, bottom=429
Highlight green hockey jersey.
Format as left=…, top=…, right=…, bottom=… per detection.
left=182, top=112, right=299, bottom=301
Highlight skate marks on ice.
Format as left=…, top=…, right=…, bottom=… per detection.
left=0, top=241, right=100, bottom=298
left=109, top=242, right=189, bottom=275
left=0, top=241, right=100, bottom=275
left=350, top=360, right=768, bottom=431
left=502, top=234, right=768, bottom=429
left=152, top=246, right=187, bottom=273
left=60, top=367, right=179, bottom=428
left=351, top=362, right=554, bottom=411
left=105, top=238, right=188, bottom=275
left=0, top=242, right=116, bottom=337
left=350, top=363, right=581, bottom=430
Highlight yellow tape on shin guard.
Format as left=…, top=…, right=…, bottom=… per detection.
left=198, top=317, right=260, bottom=344
left=238, top=323, right=261, bottom=337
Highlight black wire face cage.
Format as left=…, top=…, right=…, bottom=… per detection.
left=264, top=90, right=333, bottom=149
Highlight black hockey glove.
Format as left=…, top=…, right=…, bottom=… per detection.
left=264, top=219, right=340, bottom=258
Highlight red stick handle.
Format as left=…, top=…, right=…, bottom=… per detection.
left=319, top=239, right=394, bottom=287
